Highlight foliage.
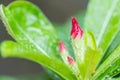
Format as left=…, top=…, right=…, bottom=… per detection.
left=0, top=0, right=120, bottom=80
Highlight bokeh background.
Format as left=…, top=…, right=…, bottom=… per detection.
left=0, top=0, right=88, bottom=77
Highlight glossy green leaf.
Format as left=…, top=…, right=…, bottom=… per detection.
left=75, top=31, right=101, bottom=80
left=94, top=59, right=120, bottom=79
left=0, top=1, right=77, bottom=79
left=84, top=0, right=120, bottom=79
left=112, top=77, right=120, bottom=80
left=84, top=31, right=97, bottom=50
left=0, top=1, right=59, bottom=58
left=92, top=45, right=120, bottom=80
left=1, top=0, right=120, bottom=80
left=108, top=65, right=120, bottom=78
left=78, top=48, right=101, bottom=80
left=100, top=32, right=120, bottom=64
left=0, top=41, right=76, bottom=80
left=84, top=0, right=119, bottom=44
left=84, top=0, right=120, bottom=60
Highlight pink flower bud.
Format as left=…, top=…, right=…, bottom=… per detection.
left=67, top=56, right=74, bottom=65
left=71, top=17, right=83, bottom=39
left=59, top=41, right=67, bottom=53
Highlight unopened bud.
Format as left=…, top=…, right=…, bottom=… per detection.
left=67, top=56, right=74, bottom=65
left=59, top=41, right=67, bottom=53
left=71, top=17, right=83, bottom=39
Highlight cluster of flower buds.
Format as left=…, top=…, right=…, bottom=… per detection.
left=59, top=40, right=81, bottom=79
left=59, top=41, right=75, bottom=65
left=58, top=17, right=100, bottom=80
left=58, top=17, right=83, bottom=79
left=59, top=41, right=69, bottom=65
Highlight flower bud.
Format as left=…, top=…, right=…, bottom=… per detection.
left=67, top=56, right=74, bottom=65
left=67, top=56, right=81, bottom=79
left=59, top=41, right=69, bottom=64
left=59, top=41, right=67, bottom=53
left=71, top=17, right=83, bottom=39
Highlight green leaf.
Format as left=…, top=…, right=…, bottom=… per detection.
left=75, top=31, right=101, bottom=80
left=84, top=0, right=120, bottom=79
left=78, top=48, right=101, bottom=80
left=0, top=41, right=76, bottom=80
left=84, top=0, right=120, bottom=60
left=92, top=45, right=120, bottom=80
left=0, top=1, right=77, bottom=79
left=0, top=1, right=59, bottom=58
left=94, top=58, right=120, bottom=79
left=84, top=31, right=97, bottom=50
left=100, top=32, right=120, bottom=63
left=112, top=77, right=120, bottom=80
left=84, top=0, right=119, bottom=44
left=108, top=66, right=120, bottom=78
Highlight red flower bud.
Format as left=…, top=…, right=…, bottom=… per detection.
left=67, top=56, right=74, bottom=65
left=71, top=17, right=83, bottom=39
left=59, top=41, right=67, bottom=53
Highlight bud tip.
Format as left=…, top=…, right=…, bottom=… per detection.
left=67, top=56, right=74, bottom=65
left=71, top=17, right=83, bottom=39
left=59, top=41, right=67, bottom=53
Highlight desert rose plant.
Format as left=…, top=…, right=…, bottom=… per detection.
left=0, top=0, right=120, bottom=80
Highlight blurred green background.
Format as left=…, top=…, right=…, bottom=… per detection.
left=0, top=0, right=88, bottom=78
